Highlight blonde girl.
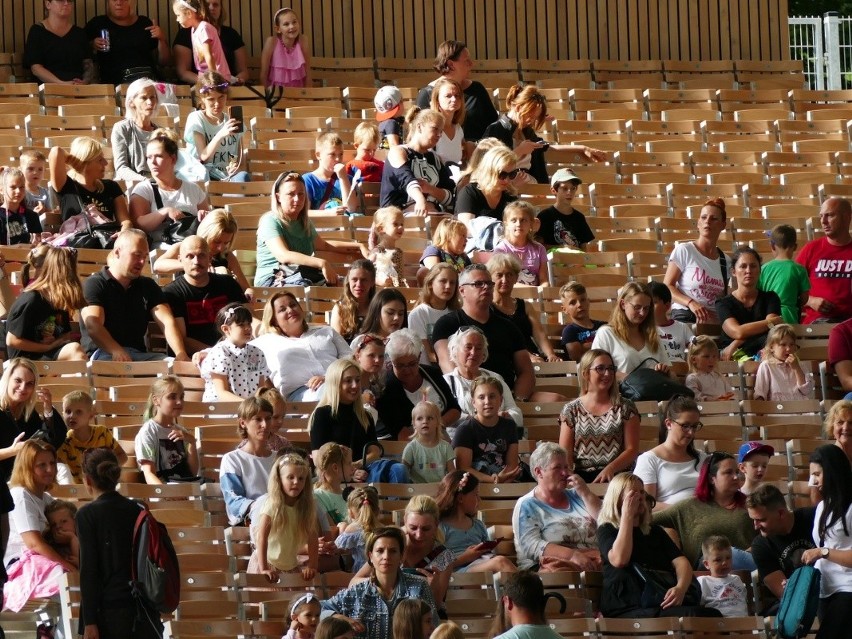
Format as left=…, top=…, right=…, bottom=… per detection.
left=201, top=303, right=271, bottom=402
left=591, top=282, right=671, bottom=377
left=429, top=77, right=468, bottom=166
left=134, top=376, right=198, bottom=484
left=435, top=470, right=517, bottom=574
left=429, top=623, right=464, bottom=639
left=173, top=0, right=233, bottom=81
left=685, top=335, right=734, bottom=401
left=420, top=217, right=471, bottom=272
left=380, top=108, right=455, bottom=215
left=153, top=209, right=252, bottom=293
left=331, top=260, right=377, bottom=343
left=492, top=201, right=547, bottom=286
left=260, top=7, right=311, bottom=89
left=754, top=323, right=814, bottom=401
left=220, top=396, right=277, bottom=526
left=251, top=453, right=318, bottom=581
left=402, top=400, right=455, bottom=483
left=482, top=84, right=606, bottom=185
left=393, top=598, right=435, bottom=639
left=0, top=168, right=42, bottom=246
left=368, top=206, right=406, bottom=287
left=456, top=137, right=505, bottom=190
left=284, top=593, right=322, bottom=639
left=335, top=486, right=381, bottom=572
left=409, top=263, right=460, bottom=364
left=313, top=441, right=353, bottom=531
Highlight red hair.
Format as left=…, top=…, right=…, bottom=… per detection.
left=694, top=452, right=745, bottom=507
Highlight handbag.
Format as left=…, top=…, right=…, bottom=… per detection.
left=60, top=186, right=121, bottom=249
left=270, top=264, right=326, bottom=287
left=633, top=563, right=700, bottom=609
left=150, top=180, right=200, bottom=245
left=619, top=358, right=694, bottom=402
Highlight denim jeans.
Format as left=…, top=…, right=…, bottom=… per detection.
left=91, top=347, right=168, bottom=362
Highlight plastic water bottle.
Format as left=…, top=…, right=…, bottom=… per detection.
left=100, top=29, right=110, bottom=52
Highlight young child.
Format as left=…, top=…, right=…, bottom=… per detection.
left=393, top=598, right=434, bottom=639
left=345, top=123, right=384, bottom=184
left=409, top=263, right=460, bottom=364
left=374, top=85, right=405, bottom=148
left=283, top=593, right=322, bottom=639
left=44, top=499, right=79, bottom=569
left=315, top=617, right=354, bottom=639
left=251, top=453, right=318, bottom=581
left=737, top=441, right=774, bottom=496
left=758, top=224, right=810, bottom=325
left=685, top=336, right=735, bottom=401
left=260, top=7, right=310, bottom=89
left=0, top=168, right=43, bottom=245
left=493, top=200, right=547, bottom=285
left=535, top=168, right=594, bottom=250
left=697, top=535, right=749, bottom=617
left=313, top=442, right=353, bottom=533
left=334, top=486, right=381, bottom=572
left=134, top=376, right=199, bottom=484
left=20, top=149, right=56, bottom=218
left=753, top=323, right=814, bottom=401
left=435, top=471, right=517, bottom=574
left=201, top=303, right=272, bottom=402
left=649, top=281, right=694, bottom=364
left=419, top=217, right=471, bottom=273
left=303, top=132, right=356, bottom=212
left=173, top=0, right=233, bottom=80
left=57, top=390, right=127, bottom=483
left=402, top=400, right=456, bottom=483
left=368, top=206, right=406, bottom=287
left=559, top=282, right=605, bottom=362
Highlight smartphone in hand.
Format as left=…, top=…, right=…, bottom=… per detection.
left=230, top=106, right=244, bottom=133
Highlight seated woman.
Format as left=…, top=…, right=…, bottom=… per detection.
left=255, top=172, right=365, bottom=287
left=321, top=526, right=440, bottom=639
left=330, top=260, right=377, bottom=343
left=455, top=146, right=518, bottom=224
left=597, top=473, right=720, bottom=619
left=652, top=452, right=756, bottom=570
left=129, top=128, right=210, bottom=247
left=6, top=246, right=87, bottom=362
left=716, top=247, right=782, bottom=361
left=443, top=326, right=522, bottom=428
left=591, top=282, right=671, bottom=378
left=376, top=328, right=461, bottom=440
left=111, top=78, right=163, bottom=183
left=512, top=442, right=601, bottom=572
left=379, top=108, right=456, bottom=215
left=309, top=358, right=408, bottom=484
left=558, top=349, right=640, bottom=484
left=251, top=292, right=351, bottom=401
left=49, top=137, right=130, bottom=227
left=24, top=0, right=93, bottom=84
left=634, top=396, right=707, bottom=507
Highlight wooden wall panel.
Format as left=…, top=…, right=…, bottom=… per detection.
left=2, top=0, right=790, bottom=66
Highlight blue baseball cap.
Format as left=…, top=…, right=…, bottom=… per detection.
left=737, top=441, right=775, bottom=464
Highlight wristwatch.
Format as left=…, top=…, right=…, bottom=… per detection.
left=820, top=547, right=830, bottom=558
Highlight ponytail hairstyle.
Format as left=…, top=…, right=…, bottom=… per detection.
left=435, top=470, right=479, bottom=518
left=314, top=441, right=348, bottom=490
left=404, top=107, right=445, bottom=144
left=81, top=447, right=122, bottom=493
left=144, top=375, right=185, bottom=421
left=346, top=486, right=381, bottom=535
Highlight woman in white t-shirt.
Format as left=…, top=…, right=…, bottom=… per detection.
left=591, top=282, right=671, bottom=377
left=664, top=198, right=729, bottom=325
left=129, top=128, right=210, bottom=247
left=634, top=396, right=708, bottom=507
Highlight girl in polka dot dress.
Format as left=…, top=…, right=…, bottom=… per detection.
left=201, top=303, right=272, bottom=402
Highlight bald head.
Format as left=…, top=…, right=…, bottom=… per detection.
left=179, top=235, right=211, bottom=284
left=819, top=197, right=852, bottom=243
left=179, top=235, right=210, bottom=257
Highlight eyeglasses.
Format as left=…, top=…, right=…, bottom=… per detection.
left=498, top=169, right=520, bottom=180
left=198, top=82, right=230, bottom=95
left=391, top=359, right=420, bottom=370
left=590, top=365, right=617, bottom=374
left=626, top=303, right=651, bottom=313
left=672, top=420, right=703, bottom=432
left=460, top=280, right=494, bottom=290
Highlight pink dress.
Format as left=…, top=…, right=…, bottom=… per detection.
left=268, top=39, right=307, bottom=87
left=192, top=21, right=232, bottom=78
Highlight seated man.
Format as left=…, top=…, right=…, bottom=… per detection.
left=163, top=236, right=245, bottom=355
left=746, top=484, right=816, bottom=614
left=829, top=317, right=852, bottom=400
left=81, top=229, right=188, bottom=361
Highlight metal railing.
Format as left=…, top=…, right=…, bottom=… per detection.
left=789, top=13, right=852, bottom=90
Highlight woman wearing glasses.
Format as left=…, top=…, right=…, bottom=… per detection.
left=591, top=282, right=671, bottom=378
left=183, top=70, right=248, bottom=182
left=652, top=451, right=757, bottom=571
left=558, top=349, right=640, bottom=484
left=455, top=146, right=519, bottom=225
left=24, top=0, right=94, bottom=85
left=634, top=396, right=708, bottom=507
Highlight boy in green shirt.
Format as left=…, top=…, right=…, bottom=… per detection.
left=758, top=224, right=810, bottom=325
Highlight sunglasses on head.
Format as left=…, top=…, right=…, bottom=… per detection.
left=498, top=169, right=520, bottom=180
left=198, top=82, right=229, bottom=95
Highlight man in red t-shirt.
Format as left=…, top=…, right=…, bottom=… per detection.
left=828, top=317, right=852, bottom=398
left=796, top=197, right=852, bottom=324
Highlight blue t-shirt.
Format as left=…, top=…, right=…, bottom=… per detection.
left=439, top=517, right=489, bottom=558
left=561, top=320, right=605, bottom=353
left=302, top=172, right=343, bottom=209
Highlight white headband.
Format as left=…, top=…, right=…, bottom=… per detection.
left=177, top=0, right=198, bottom=12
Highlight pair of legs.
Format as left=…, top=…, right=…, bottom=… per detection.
left=90, top=347, right=168, bottom=361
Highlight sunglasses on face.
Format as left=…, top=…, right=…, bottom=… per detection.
left=498, top=169, right=520, bottom=180
left=198, top=82, right=229, bottom=95
left=590, top=365, right=617, bottom=374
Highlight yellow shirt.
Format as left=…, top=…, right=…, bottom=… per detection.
left=56, top=426, right=119, bottom=483
left=260, top=500, right=304, bottom=571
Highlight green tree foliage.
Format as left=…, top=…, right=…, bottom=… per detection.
left=790, top=0, right=852, bottom=16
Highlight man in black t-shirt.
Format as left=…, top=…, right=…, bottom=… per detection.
left=746, top=484, right=816, bottom=614
left=164, top=236, right=245, bottom=354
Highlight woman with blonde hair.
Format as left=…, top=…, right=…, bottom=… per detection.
left=592, top=282, right=671, bottom=377
left=49, top=137, right=130, bottom=226
left=429, top=77, right=468, bottom=167
left=111, top=77, right=162, bottom=182
left=824, top=399, right=852, bottom=462
left=483, top=85, right=606, bottom=184
left=456, top=146, right=519, bottom=225
left=380, top=108, right=456, bottom=215
left=6, top=246, right=87, bottom=361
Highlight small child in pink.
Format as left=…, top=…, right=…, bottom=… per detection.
left=753, top=323, right=814, bottom=401
left=260, top=7, right=310, bottom=88
left=173, top=0, right=232, bottom=80
left=685, top=336, right=734, bottom=401
left=493, top=200, right=548, bottom=285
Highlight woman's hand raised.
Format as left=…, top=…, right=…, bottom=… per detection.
left=620, top=488, right=644, bottom=524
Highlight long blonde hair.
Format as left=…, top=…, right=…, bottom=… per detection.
left=25, top=246, right=85, bottom=314
left=0, top=357, right=40, bottom=419
left=597, top=472, right=652, bottom=535
left=608, top=282, right=660, bottom=353
left=265, top=453, right=317, bottom=539
left=66, top=136, right=106, bottom=191
left=310, top=359, right=371, bottom=433
left=347, top=486, right=381, bottom=535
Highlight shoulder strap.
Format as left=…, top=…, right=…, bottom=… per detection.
left=718, top=249, right=728, bottom=296
left=317, top=175, right=338, bottom=210
left=149, top=179, right=164, bottom=210
left=627, top=357, right=660, bottom=376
